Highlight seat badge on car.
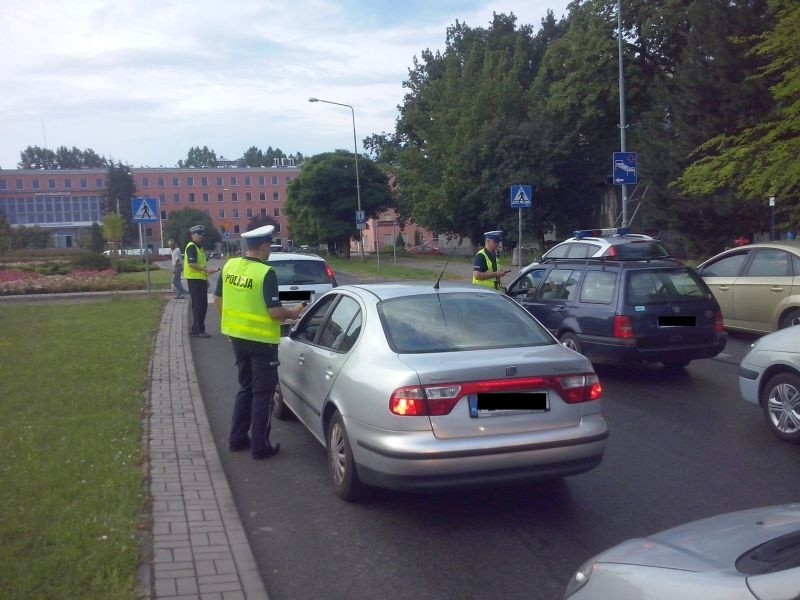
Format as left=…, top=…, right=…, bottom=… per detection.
left=672, top=304, right=681, bottom=314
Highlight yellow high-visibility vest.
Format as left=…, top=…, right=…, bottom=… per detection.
left=183, top=241, right=208, bottom=280
left=220, top=258, right=280, bottom=344
left=472, top=248, right=502, bottom=290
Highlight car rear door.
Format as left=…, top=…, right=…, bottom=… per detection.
left=731, top=248, right=794, bottom=332
left=697, top=250, right=750, bottom=327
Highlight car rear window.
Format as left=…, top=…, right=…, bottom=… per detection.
left=607, top=240, right=670, bottom=259
left=379, top=292, right=555, bottom=353
left=267, top=259, right=329, bottom=285
left=626, top=269, right=710, bottom=305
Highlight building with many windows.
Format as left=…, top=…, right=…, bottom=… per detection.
left=0, top=164, right=299, bottom=249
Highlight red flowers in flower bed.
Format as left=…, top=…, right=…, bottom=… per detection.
left=0, top=269, right=138, bottom=295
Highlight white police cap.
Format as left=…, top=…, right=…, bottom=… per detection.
left=484, top=230, right=502, bottom=241
left=189, top=224, right=205, bottom=234
left=242, top=225, right=275, bottom=241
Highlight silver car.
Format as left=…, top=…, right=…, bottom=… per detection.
left=274, top=283, right=607, bottom=500
left=564, top=503, right=800, bottom=599
left=739, top=325, right=800, bottom=443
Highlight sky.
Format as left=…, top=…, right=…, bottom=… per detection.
left=0, top=0, right=572, bottom=170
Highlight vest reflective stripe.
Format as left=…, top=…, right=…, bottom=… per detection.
left=472, top=248, right=501, bottom=290
left=183, top=241, right=207, bottom=280
left=220, top=258, right=281, bottom=344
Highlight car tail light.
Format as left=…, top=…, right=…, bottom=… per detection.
left=606, top=246, right=618, bottom=257
left=613, top=315, right=634, bottom=338
left=325, top=264, right=336, bottom=280
left=714, top=310, right=724, bottom=333
left=389, top=375, right=602, bottom=415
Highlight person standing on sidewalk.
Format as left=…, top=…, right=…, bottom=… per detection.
left=214, top=225, right=306, bottom=460
left=472, top=230, right=511, bottom=291
left=168, top=239, right=188, bottom=299
left=184, top=225, right=220, bottom=338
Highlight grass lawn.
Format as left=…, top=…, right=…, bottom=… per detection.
left=116, top=267, right=173, bottom=289
left=326, top=254, right=472, bottom=281
left=0, top=296, right=165, bottom=599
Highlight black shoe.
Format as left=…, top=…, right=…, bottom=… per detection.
left=252, top=442, right=280, bottom=460
left=229, top=438, right=251, bottom=452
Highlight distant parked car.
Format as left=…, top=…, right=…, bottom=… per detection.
left=274, top=283, right=607, bottom=501
left=739, top=325, right=800, bottom=443
left=696, top=241, right=800, bottom=333
left=267, top=252, right=337, bottom=308
left=406, top=243, right=442, bottom=255
left=531, top=227, right=672, bottom=264
left=564, top=503, right=800, bottom=599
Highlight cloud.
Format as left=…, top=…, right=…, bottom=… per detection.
left=0, top=0, right=570, bottom=169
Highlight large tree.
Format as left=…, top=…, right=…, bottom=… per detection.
left=105, top=162, right=138, bottom=243
left=284, top=151, right=391, bottom=257
left=177, top=146, right=218, bottom=168
left=163, top=208, right=220, bottom=250
left=18, top=145, right=107, bottom=169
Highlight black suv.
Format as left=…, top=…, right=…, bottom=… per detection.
left=505, top=257, right=727, bottom=368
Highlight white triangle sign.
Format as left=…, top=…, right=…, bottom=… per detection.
left=134, top=199, right=155, bottom=220
left=514, top=188, right=528, bottom=204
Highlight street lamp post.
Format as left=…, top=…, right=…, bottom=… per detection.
left=308, top=97, right=364, bottom=261
left=770, top=196, right=776, bottom=240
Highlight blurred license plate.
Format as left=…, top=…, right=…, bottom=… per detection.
left=659, top=316, right=695, bottom=327
left=280, top=290, right=312, bottom=302
left=469, top=393, right=548, bottom=417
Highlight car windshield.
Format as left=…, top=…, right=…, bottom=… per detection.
left=378, top=292, right=554, bottom=353
left=626, top=269, right=711, bottom=304
left=267, top=260, right=329, bottom=285
left=610, top=241, right=670, bottom=258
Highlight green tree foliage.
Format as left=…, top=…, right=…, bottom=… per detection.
left=163, top=208, right=220, bottom=250
left=89, top=222, right=106, bottom=253
left=178, top=146, right=218, bottom=168
left=9, top=226, right=53, bottom=249
left=105, top=162, right=138, bottom=243
left=676, top=0, right=799, bottom=230
left=18, top=146, right=107, bottom=169
left=0, top=216, right=12, bottom=254
left=284, top=151, right=390, bottom=257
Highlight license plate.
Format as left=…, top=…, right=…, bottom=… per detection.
left=468, top=392, right=548, bottom=418
left=659, top=315, right=695, bottom=327
left=280, top=290, right=312, bottom=302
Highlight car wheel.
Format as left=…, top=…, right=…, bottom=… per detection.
left=662, top=359, right=691, bottom=370
left=761, top=372, right=800, bottom=443
left=326, top=412, right=365, bottom=501
left=559, top=332, right=582, bottom=354
left=779, top=308, right=800, bottom=330
left=272, top=383, right=295, bottom=420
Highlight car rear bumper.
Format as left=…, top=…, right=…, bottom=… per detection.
left=347, top=414, right=608, bottom=492
left=581, top=334, right=727, bottom=365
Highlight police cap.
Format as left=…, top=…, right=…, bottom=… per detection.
left=483, top=230, right=502, bottom=241
left=189, top=225, right=205, bottom=234
left=242, top=225, right=275, bottom=245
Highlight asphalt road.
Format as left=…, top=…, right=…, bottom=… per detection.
left=191, top=273, right=800, bottom=600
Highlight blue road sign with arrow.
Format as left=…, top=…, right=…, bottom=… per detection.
left=510, top=185, right=532, bottom=208
left=132, top=197, right=159, bottom=223
left=612, top=152, right=637, bottom=185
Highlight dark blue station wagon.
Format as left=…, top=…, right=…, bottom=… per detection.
left=505, top=258, right=727, bottom=368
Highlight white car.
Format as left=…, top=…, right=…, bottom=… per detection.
left=565, top=503, right=800, bottom=599
left=739, top=325, right=800, bottom=443
left=532, top=228, right=671, bottom=263
left=267, top=252, right=337, bottom=308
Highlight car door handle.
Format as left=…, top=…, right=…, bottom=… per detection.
left=297, top=355, right=305, bottom=365
left=553, top=305, right=568, bottom=312
left=325, top=368, right=334, bottom=380
left=770, top=286, right=784, bottom=292
left=717, top=285, right=731, bottom=291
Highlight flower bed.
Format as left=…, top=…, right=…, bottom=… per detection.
left=0, top=269, right=143, bottom=295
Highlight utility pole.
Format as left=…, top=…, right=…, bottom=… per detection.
left=617, top=0, right=629, bottom=228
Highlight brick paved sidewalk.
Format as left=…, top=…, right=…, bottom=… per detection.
left=146, top=298, right=268, bottom=599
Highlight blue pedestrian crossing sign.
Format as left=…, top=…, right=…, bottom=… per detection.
left=510, top=185, right=532, bottom=208
left=612, top=152, right=638, bottom=185
left=132, top=197, right=159, bottom=223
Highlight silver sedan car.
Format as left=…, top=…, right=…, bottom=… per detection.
left=565, top=503, right=800, bottom=599
left=739, top=325, right=800, bottom=443
left=274, top=283, right=608, bottom=500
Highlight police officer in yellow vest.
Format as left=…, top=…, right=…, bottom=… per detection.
left=184, top=224, right=220, bottom=338
left=472, top=230, right=512, bottom=291
left=214, top=225, right=305, bottom=459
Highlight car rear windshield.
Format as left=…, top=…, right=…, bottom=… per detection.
left=607, top=240, right=670, bottom=258
left=626, top=269, right=711, bottom=305
left=267, top=260, right=330, bottom=285
left=378, top=292, right=555, bottom=353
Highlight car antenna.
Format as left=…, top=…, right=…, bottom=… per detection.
left=433, top=245, right=459, bottom=290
